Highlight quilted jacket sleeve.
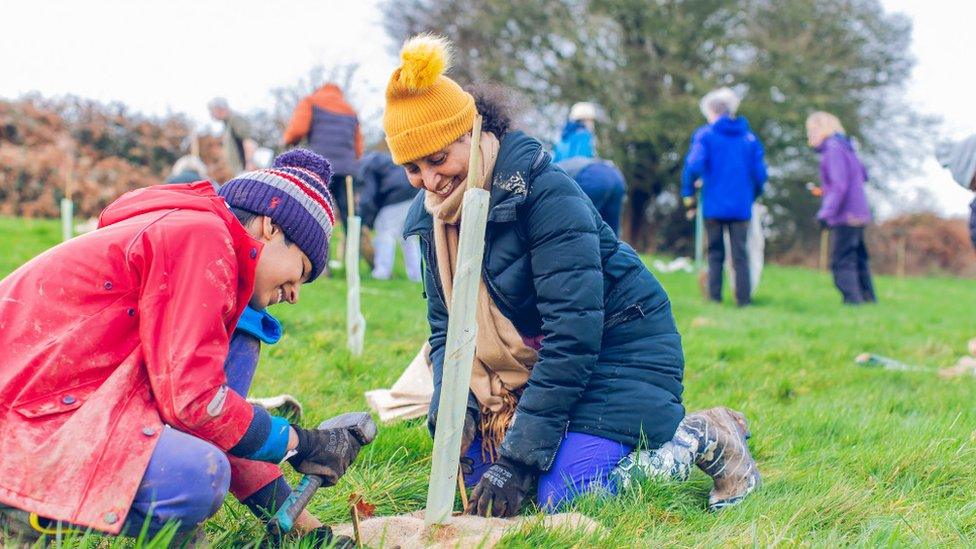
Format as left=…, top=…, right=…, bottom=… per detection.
left=499, top=173, right=604, bottom=471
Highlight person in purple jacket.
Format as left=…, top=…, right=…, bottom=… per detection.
left=806, top=111, right=876, bottom=305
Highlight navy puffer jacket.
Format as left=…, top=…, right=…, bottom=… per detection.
left=404, top=131, right=685, bottom=471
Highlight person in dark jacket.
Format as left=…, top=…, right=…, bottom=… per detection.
left=283, top=83, right=364, bottom=226
left=556, top=156, right=627, bottom=236
left=358, top=150, right=421, bottom=281
left=936, top=134, right=976, bottom=250
left=681, top=88, right=768, bottom=306
left=806, top=112, right=876, bottom=305
left=385, top=35, right=760, bottom=518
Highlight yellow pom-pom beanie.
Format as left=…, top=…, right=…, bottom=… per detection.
left=383, top=34, right=476, bottom=165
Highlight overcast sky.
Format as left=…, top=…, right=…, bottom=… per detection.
left=1, top=0, right=973, bottom=216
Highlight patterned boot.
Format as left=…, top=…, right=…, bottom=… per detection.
left=690, top=407, right=761, bottom=510
left=611, top=407, right=760, bottom=511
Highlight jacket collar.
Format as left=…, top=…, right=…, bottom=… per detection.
left=403, top=131, right=549, bottom=237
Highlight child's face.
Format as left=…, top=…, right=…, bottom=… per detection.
left=401, top=134, right=472, bottom=200
left=248, top=217, right=312, bottom=310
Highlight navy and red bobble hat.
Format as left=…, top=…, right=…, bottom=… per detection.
left=218, top=149, right=336, bottom=282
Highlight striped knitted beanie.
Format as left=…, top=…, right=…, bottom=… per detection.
left=219, top=149, right=336, bottom=281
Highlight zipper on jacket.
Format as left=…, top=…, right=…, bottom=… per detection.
left=419, top=232, right=446, bottom=305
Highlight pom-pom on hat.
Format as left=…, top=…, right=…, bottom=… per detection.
left=218, top=149, right=336, bottom=282
left=383, top=34, right=477, bottom=165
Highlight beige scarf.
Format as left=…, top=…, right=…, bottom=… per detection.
left=424, top=131, right=538, bottom=458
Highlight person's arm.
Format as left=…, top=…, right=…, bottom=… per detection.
left=498, top=175, right=604, bottom=471
left=681, top=129, right=707, bottom=198
left=282, top=97, right=313, bottom=146
left=751, top=136, right=768, bottom=198
left=817, top=145, right=850, bottom=222
left=422, top=232, right=449, bottom=435
left=134, top=223, right=290, bottom=462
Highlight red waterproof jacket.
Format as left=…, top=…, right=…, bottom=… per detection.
left=0, top=183, right=263, bottom=533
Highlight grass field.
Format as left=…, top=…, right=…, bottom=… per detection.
left=3, top=215, right=976, bottom=547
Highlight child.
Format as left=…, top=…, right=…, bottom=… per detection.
left=0, top=150, right=369, bottom=546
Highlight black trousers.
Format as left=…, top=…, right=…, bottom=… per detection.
left=829, top=225, right=876, bottom=304
left=706, top=220, right=750, bottom=305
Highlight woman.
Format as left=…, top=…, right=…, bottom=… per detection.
left=806, top=112, right=876, bottom=304
left=386, top=35, right=760, bottom=517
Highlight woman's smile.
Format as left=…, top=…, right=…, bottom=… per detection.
left=434, top=177, right=462, bottom=197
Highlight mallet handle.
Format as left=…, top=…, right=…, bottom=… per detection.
left=269, top=474, right=323, bottom=536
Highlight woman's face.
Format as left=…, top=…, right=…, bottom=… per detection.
left=402, top=134, right=471, bottom=199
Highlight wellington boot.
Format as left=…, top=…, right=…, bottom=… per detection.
left=690, top=407, right=761, bottom=511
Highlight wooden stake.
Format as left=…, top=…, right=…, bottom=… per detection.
left=61, top=152, right=75, bottom=242
left=424, top=116, right=486, bottom=526
left=819, top=229, right=829, bottom=272
left=346, top=174, right=364, bottom=355
left=346, top=175, right=355, bottom=218
left=190, top=130, right=200, bottom=158
left=896, top=237, right=906, bottom=278
left=457, top=466, right=469, bottom=511
left=349, top=503, right=363, bottom=548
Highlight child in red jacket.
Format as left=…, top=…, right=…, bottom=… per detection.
left=0, top=150, right=369, bottom=546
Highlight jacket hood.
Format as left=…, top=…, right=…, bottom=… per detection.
left=713, top=115, right=751, bottom=136
left=816, top=133, right=853, bottom=154
left=98, top=181, right=241, bottom=230
left=312, top=83, right=355, bottom=114
left=560, top=120, right=588, bottom=141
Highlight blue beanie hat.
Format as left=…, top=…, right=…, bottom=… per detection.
left=219, top=149, right=336, bottom=281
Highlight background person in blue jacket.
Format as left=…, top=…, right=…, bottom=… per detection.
left=553, top=102, right=598, bottom=162
left=553, top=102, right=627, bottom=236
left=681, top=87, right=768, bottom=307
left=386, top=35, right=760, bottom=518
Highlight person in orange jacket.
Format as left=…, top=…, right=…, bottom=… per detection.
left=283, top=83, right=364, bottom=226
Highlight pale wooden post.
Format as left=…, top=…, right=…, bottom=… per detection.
left=425, top=116, right=487, bottom=526
left=61, top=152, right=75, bottom=242
left=896, top=236, right=907, bottom=278
left=346, top=175, right=365, bottom=355
left=819, top=229, right=829, bottom=272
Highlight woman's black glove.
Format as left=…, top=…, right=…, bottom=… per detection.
left=287, top=424, right=363, bottom=486
left=467, top=456, right=535, bottom=517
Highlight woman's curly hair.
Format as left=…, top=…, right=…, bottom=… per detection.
left=467, top=84, right=516, bottom=137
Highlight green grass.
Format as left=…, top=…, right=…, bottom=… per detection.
left=3, top=216, right=976, bottom=547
